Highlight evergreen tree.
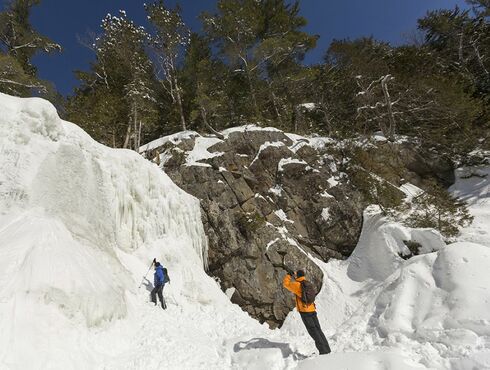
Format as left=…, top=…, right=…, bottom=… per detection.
left=179, top=32, right=212, bottom=129
left=202, top=0, right=263, bottom=120
left=202, top=0, right=317, bottom=126
left=67, top=11, right=157, bottom=149
left=406, top=180, right=474, bottom=238
left=0, top=0, right=60, bottom=96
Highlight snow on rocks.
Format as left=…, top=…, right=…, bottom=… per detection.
left=185, top=136, right=223, bottom=167
left=250, top=140, right=286, bottom=165
left=139, top=130, right=223, bottom=167
left=321, top=207, right=330, bottom=221
left=278, top=157, right=308, bottom=172
left=138, top=130, right=199, bottom=153
left=220, top=124, right=282, bottom=139
left=274, top=209, right=294, bottom=224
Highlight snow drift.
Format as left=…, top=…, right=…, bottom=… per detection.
left=282, top=204, right=490, bottom=369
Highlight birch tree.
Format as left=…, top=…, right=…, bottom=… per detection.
left=146, top=1, right=190, bottom=131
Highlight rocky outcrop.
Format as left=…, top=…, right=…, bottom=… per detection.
left=140, top=127, right=455, bottom=327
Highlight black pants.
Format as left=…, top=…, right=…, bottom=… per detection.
left=300, top=311, right=331, bottom=355
left=150, top=284, right=166, bottom=309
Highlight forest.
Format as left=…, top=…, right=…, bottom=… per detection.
left=1, top=0, right=488, bottom=156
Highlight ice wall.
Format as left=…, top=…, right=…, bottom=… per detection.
left=0, top=93, right=208, bottom=328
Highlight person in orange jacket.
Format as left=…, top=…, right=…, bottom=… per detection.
left=283, top=269, right=331, bottom=355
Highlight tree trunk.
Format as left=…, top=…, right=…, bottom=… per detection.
left=472, top=42, right=489, bottom=76
left=270, top=89, right=284, bottom=127
left=292, top=104, right=301, bottom=133
left=174, top=77, right=187, bottom=131
left=242, top=60, right=261, bottom=122
left=133, top=105, right=138, bottom=151
left=200, top=107, right=224, bottom=139
left=458, top=31, right=464, bottom=65
left=380, top=75, right=396, bottom=141
left=123, top=122, right=132, bottom=149
left=137, top=120, right=142, bottom=150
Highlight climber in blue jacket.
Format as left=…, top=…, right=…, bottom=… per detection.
left=151, top=261, right=167, bottom=309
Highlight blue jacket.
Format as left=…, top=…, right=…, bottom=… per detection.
left=154, top=265, right=165, bottom=287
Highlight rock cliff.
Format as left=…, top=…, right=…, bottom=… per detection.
left=140, top=126, right=454, bottom=327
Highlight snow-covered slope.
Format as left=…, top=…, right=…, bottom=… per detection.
left=0, top=94, right=275, bottom=369
left=280, top=169, right=490, bottom=369
left=1, top=94, right=489, bottom=370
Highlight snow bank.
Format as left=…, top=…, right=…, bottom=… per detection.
left=282, top=208, right=489, bottom=369
left=450, top=165, right=490, bottom=246
left=347, top=207, right=445, bottom=282
left=0, top=93, right=219, bottom=368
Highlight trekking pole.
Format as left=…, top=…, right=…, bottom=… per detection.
left=138, top=258, right=156, bottom=288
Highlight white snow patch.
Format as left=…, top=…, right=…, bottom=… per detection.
left=327, top=176, right=339, bottom=187
left=185, top=136, right=223, bottom=167
left=399, top=182, right=424, bottom=201
left=321, top=207, right=330, bottom=221
left=0, top=93, right=279, bottom=370
left=308, top=137, right=335, bottom=150
left=266, top=238, right=280, bottom=251
left=278, top=157, right=307, bottom=172
left=138, top=130, right=199, bottom=153
left=250, top=141, right=285, bottom=165
left=221, top=124, right=282, bottom=139
left=319, top=190, right=334, bottom=199
left=274, top=209, right=294, bottom=224
left=299, top=102, right=316, bottom=111
left=268, top=185, right=283, bottom=196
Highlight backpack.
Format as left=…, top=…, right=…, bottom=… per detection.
left=300, top=280, right=317, bottom=305
left=162, top=267, right=170, bottom=284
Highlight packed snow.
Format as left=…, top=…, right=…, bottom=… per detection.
left=1, top=94, right=489, bottom=370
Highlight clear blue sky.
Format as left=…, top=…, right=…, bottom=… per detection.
left=22, top=0, right=468, bottom=96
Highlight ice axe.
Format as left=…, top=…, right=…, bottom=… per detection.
left=138, top=258, right=156, bottom=288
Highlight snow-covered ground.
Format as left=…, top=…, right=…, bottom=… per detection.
left=1, top=94, right=489, bottom=369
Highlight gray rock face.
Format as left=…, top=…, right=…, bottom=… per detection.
left=141, top=128, right=454, bottom=327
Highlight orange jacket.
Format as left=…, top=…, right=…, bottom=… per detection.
left=283, top=274, right=316, bottom=313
